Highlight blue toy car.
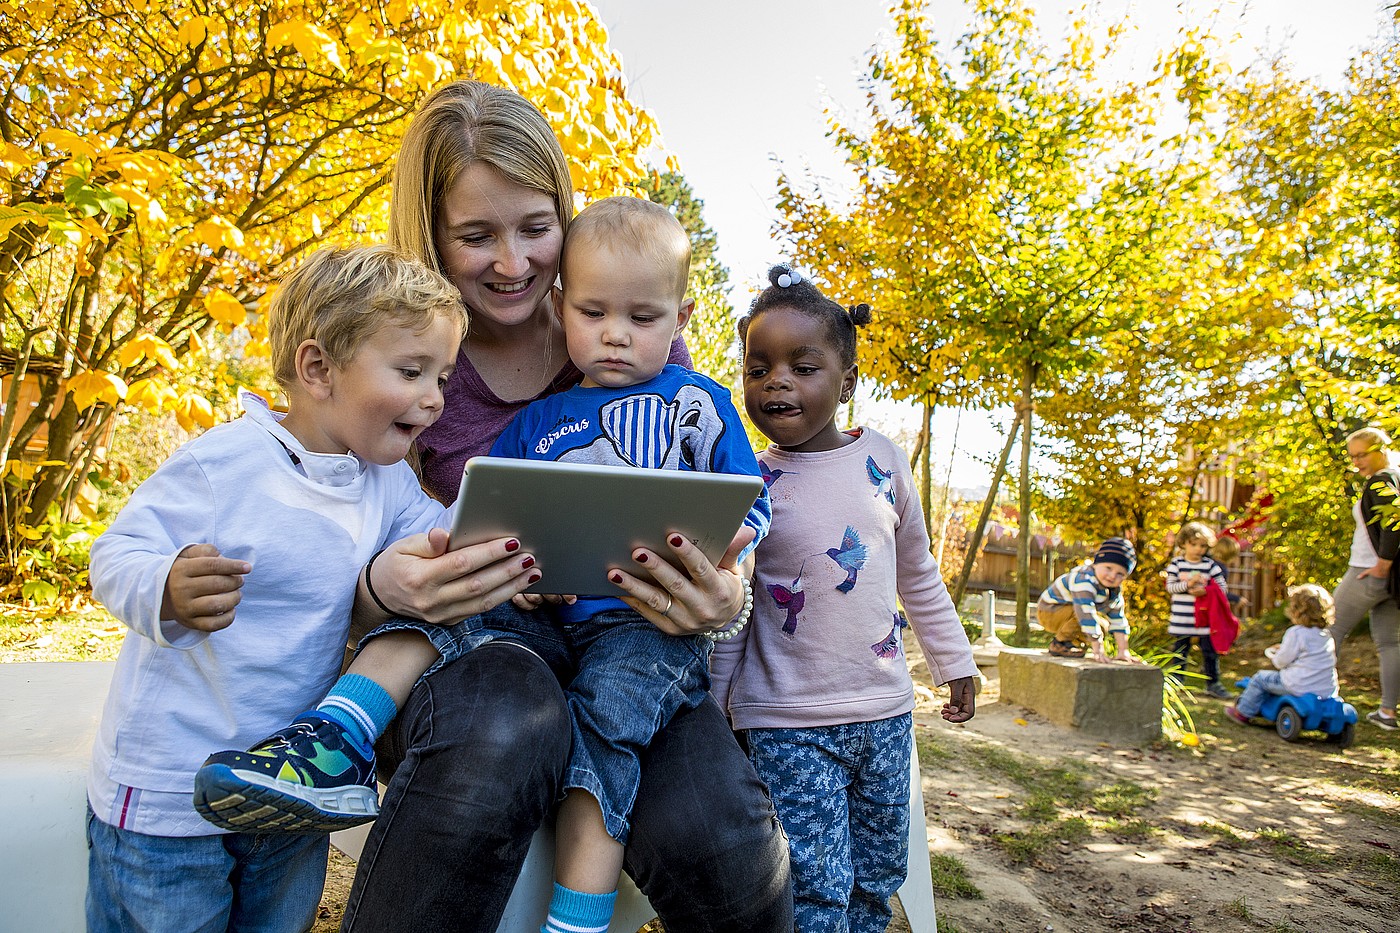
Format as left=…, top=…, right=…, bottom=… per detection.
left=1234, top=678, right=1358, bottom=748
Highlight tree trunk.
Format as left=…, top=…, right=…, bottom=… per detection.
left=951, top=409, right=1024, bottom=607
left=921, top=401, right=933, bottom=541
left=1014, top=360, right=1035, bottom=644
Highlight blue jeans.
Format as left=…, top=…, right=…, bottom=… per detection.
left=340, top=640, right=792, bottom=932
left=1236, top=669, right=1290, bottom=717
left=86, top=807, right=327, bottom=933
left=745, top=714, right=912, bottom=933
left=562, top=609, right=711, bottom=842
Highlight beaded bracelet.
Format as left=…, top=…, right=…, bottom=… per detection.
left=363, top=548, right=394, bottom=616
left=704, top=577, right=754, bottom=642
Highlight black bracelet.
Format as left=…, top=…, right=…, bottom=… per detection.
left=364, top=548, right=394, bottom=616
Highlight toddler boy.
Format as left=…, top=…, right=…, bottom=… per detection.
left=1038, top=536, right=1140, bottom=663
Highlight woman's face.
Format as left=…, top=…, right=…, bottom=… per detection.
left=433, top=162, right=564, bottom=330
left=1346, top=438, right=1386, bottom=478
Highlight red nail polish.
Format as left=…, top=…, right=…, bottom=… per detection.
left=521, top=556, right=535, bottom=569
left=505, top=539, right=520, bottom=552
left=637, top=552, right=649, bottom=564
left=528, top=572, right=541, bottom=585
left=669, top=535, right=684, bottom=548
left=610, top=573, right=623, bottom=585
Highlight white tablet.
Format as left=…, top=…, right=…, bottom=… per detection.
left=448, top=457, right=765, bottom=596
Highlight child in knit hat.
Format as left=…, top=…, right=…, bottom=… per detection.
left=1036, top=537, right=1143, bottom=663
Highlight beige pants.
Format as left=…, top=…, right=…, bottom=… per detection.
left=1038, top=602, right=1096, bottom=645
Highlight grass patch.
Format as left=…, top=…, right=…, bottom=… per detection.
left=1100, top=817, right=1156, bottom=839
left=993, top=817, right=1090, bottom=864
left=960, top=742, right=1091, bottom=803
left=936, top=918, right=964, bottom=933
left=915, top=726, right=954, bottom=765
left=1224, top=896, right=1252, bottom=920
left=928, top=853, right=983, bottom=900
left=1090, top=780, right=1157, bottom=817
left=1197, top=820, right=1244, bottom=844
left=1256, top=828, right=1331, bottom=866
left=0, top=604, right=122, bottom=663
left=1363, top=851, right=1400, bottom=884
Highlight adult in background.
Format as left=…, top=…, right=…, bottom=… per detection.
left=1329, top=426, right=1400, bottom=730
left=339, top=80, right=792, bottom=931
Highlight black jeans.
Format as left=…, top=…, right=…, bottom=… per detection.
left=340, top=641, right=792, bottom=932
left=1174, top=634, right=1220, bottom=683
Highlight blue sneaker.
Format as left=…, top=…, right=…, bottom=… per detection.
left=194, top=712, right=378, bottom=833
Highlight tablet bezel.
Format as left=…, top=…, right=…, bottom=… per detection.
left=447, top=456, right=763, bottom=596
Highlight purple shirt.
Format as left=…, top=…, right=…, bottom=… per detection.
left=416, top=337, right=692, bottom=504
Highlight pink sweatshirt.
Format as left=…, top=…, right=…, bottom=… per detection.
left=710, top=428, right=977, bottom=730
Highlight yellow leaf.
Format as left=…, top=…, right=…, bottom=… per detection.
left=175, top=393, right=216, bottom=431
left=205, top=289, right=248, bottom=331
left=2, top=142, right=35, bottom=175
left=126, top=377, right=178, bottom=414
left=118, top=333, right=181, bottom=371
left=66, top=369, right=127, bottom=410
left=269, top=20, right=345, bottom=73
left=193, top=217, right=244, bottom=252
left=177, top=15, right=211, bottom=46
left=36, top=128, right=97, bottom=161
left=187, top=329, right=207, bottom=358
left=1013, top=717, right=1028, bottom=726
left=1180, top=733, right=1200, bottom=747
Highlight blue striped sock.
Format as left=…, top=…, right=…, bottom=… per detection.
left=541, top=883, right=616, bottom=933
left=315, top=674, right=396, bottom=754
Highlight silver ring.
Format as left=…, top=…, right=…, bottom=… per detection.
left=661, top=596, right=673, bottom=617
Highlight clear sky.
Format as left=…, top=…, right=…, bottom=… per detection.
left=588, top=0, right=1393, bottom=489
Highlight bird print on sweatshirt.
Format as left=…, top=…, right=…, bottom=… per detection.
left=758, top=459, right=795, bottom=490
left=826, top=525, right=867, bottom=594
left=865, top=456, right=895, bottom=505
left=871, top=612, right=908, bottom=659
left=767, top=562, right=807, bottom=635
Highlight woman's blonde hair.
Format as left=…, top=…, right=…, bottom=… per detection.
left=388, top=80, right=574, bottom=274
left=1346, top=425, right=1393, bottom=454
left=269, top=244, right=466, bottom=392
left=1288, top=583, right=1335, bottom=630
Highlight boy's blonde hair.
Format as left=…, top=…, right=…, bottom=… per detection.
left=269, top=244, right=467, bottom=392
left=1211, top=535, right=1240, bottom=564
left=389, top=80, right=574, bottom=276
left=1178, top=521, right=1217, bottom=549
left=1288, top=583, right=1335, bottom=629
left=562, top=196, right=691, bottom=304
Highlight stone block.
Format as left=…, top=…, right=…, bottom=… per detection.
left=998, top=647, right=1163, bottom=745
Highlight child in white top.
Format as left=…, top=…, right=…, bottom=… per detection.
left=711, top=264, right=978, bottom=933
left=86, top=245, right=467, bottom=933
left=1226, top=584, right=1339, bottom=724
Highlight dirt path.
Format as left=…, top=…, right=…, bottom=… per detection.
left=911, top=645, right=1399, bottom=933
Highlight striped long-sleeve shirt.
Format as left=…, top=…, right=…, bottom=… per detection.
left=1165, top=556, right=1226, bottom=636
left=1038, top=563, right=1129, bottom=637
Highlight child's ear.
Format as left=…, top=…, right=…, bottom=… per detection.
left=294, top=339, right=334, bottom=400
left=673, top=297, right=695, bottom=337
left=839, top=364, right=858, bottom=404
left=551, top=285, right=565, bottom=320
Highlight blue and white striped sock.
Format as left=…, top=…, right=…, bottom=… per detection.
left=541, top=883, right=616, bottom=933
left=315, top=674, right=396, bottom=755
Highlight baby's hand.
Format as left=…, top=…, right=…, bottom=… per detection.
left=162, top=543, right=250, bottom=632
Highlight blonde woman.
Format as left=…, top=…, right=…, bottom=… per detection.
left=341, top=81, right=790, bottom=931
left=1329, top=426, right=1400, bottom=730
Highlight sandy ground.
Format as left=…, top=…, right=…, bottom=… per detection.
left=313, top=636, right=1399, bottom=933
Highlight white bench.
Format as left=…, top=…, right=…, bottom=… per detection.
left=0, top=661, right=938, bottom=932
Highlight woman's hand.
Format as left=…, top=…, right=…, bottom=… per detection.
left=608, top=526, right=757, bottom=636
left=1359, top=558, right=1392, bottom=580
left=361, top=528, right=540, bottom=625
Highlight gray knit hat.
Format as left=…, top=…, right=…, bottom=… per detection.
left=1093, top=537, right=1137, bottom=572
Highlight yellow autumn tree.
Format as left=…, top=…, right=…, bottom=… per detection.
left=0, top=0, right=661, bottom=570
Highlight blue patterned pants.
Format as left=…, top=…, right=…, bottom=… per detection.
left=745, top=713, right=912, bottom=933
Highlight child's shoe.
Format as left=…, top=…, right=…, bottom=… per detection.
left=1366, top=709, right=1398, bottom=731
left=1223, top=705, right=1250, bottom=726
left=1204, top=681, right=1234, bottom=700
left=193, top=712, right=379, bottom=833
left=1047, top=639, right=1085, bottom=658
